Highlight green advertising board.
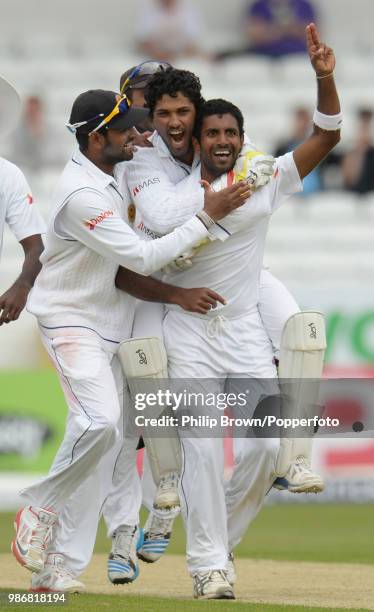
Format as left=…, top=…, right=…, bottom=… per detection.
left=326, top=311, right=374, bottom=364
left=0, top=309, right=373, bottom=474
left=0, top=369, right=67, bottom=473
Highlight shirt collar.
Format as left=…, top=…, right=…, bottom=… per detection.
left=71, top=148, right=120, bottom=190
left=149, top=131, right=200, bottom=171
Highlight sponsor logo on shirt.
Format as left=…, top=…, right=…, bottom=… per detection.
left=132, top=177, right=160, bottom=197
left=27, top=193, right=33, bottom=204
left=136, top=220, right=162, bottom=240
left=84, top=209, right=114, bottom=231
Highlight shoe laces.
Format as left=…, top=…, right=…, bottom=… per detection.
left=147, top=515, right=174, bottom=539
left=46, top=554, right=75, bottom=580
left=30, top=524, right=53, bottom=555
left=197, top=569, right=227, bottom=585
left=295, top=456, right=311, bottom=469
left=112, top=526, right=137, bottom=560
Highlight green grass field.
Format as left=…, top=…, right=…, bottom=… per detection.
left=2, top=589, right=370, bottom=612
left=2, top=504, right=374, bottom=564
left=2, top=504, right=374, bottom=611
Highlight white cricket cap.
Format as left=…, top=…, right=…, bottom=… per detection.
left=0, top=75, right=21, bottom=138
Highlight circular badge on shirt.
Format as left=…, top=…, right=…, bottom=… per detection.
left=128, top=203, right=136, bottom=223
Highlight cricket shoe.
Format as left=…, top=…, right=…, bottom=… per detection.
left=12, top=506, right=58, bottom=573
left=107, top=525, right=143, bottom=584
left=137, top=513, right=174, bottom=563
left=153, top=471, right=180, bottom=511
left=30, top=554, right=85, bottom=593
left=226, top=552, right=237, bottom=586
left=193, top=570, right=235, bottom=600
left=273, top=456, right=325, bottom=493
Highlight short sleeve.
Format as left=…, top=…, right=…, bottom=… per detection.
left=269, top=152, right=303, bottom=212
left=4, top=162, right=46, bottom=241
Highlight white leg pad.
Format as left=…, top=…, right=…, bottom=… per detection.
left=118, top=337, right=182, bottom=485
left=275, top=312, right=326, bottom=477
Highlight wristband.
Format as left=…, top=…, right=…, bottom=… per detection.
left=196, top=210, right=215, bottom=230
left=313, top=108, right=342, bottom=131
left=316, top=72, right=334, bottom=80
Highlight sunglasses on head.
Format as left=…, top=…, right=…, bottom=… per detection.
left=66, top=94, right=132, bottom=135
left=120, top=60, right=171, bottom=95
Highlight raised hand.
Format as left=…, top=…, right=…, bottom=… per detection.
left=306, top=22, right=335, bottom=77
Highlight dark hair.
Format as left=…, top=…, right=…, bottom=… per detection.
left=123, top=88, right=134, bottom=102
left=75, top=126, right=108, bottom=152
left=145, top=68, right=204, bottom=116
left=76, top=132, right=89, bottom=151
left=194, top=99, right=244, bottom=141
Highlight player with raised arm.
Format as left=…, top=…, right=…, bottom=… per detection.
left=116, top=24, right=341, bottom=598
left=75, top=58, right=326, bottom=587
left=22, top=30, right=339, bottom=592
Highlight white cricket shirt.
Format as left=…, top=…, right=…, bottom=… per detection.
left=128, top=151, right=302, bottom=319
left=27, top=149, right=210, bottom=342
left=0, top=157, right=45, bottom=260
left=123, top=132, right=204, bottom=235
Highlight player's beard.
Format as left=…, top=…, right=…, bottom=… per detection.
left=201, top=150, right=238, bottom=181
left=102, top=141, right=134, bottom=164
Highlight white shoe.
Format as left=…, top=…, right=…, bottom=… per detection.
left=11, top=506, right=58, bottom=573
left=193, top=570, right=235, bottom=600
left=273, top=457, right=325, bottom=493
left=226, top=552, right=237, bottom=586
left=137, top=513, right=174, bottom=563
left=107, top=525, right=143, bottom=584
left=30, top=554, right=85, bottom=593
left=154, top=471, right=180, bottom=510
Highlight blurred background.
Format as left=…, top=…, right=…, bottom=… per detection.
left=1, top=0, right=374, bottom=511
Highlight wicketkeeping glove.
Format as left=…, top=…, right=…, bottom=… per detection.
left=235, top=151, right=276, bottom=190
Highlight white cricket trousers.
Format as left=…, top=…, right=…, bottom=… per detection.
left=224, top=270, right=300, bottom=552
left=21, top=327, right=125, bottom=512
left=43, top=303, right=164, bottom=575
left=47, top=429, right=141, bottom=575
left=103, top=273, right=300, bottom=540
left=37, top=271, right=299, bottom=575
left=163, top=307, right=279, bottom=575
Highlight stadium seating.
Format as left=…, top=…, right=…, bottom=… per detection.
left=1, top=0, right=373, bottom=367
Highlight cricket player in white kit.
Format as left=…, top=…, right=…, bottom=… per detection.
left=59, top=59, right=323, bottom=587
left=11, top=87, right=252, bottom=587
left=117, top=24, right=341, bottom=598
left=0, top=75, right=45, bottom=325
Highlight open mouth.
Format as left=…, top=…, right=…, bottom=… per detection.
left=213, top=149, right=232, bottom=160
left=168, top=129, right=185, bottom=145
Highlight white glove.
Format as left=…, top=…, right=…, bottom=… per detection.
left=162, top=238, right=211, bottom=273
left=163, top=252, right=193, bottom=273
left=235, top=152, right=276, bottom=191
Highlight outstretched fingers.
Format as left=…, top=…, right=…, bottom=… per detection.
left=308, top=22, right=320, bottom=46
